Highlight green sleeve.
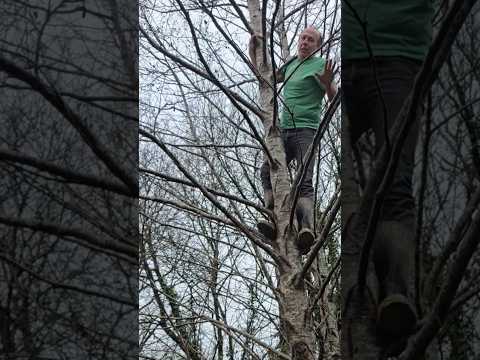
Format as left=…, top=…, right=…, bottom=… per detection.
left=278, top=56, right=297, bottom=77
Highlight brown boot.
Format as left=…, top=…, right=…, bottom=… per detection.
left=295, top=197, right=315, bottom=254
left=257, top=190, right=276, bottom=241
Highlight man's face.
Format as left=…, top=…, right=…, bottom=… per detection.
left=297, top=28, right=320, bottom=60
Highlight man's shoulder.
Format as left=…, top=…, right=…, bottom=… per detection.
left=280, top=56, right=298, bottom=72
left=280, top=56, right=327, bottom=80
left=298, top=57, right=326, bottom=77
left=284, top=56, right=325, bottom=71
left=310, top=56, right=326, bottom=69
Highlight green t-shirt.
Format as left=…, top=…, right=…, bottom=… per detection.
left=280, top=57, right=326, bottom=129
left=342, top=0, right=434, bottom=60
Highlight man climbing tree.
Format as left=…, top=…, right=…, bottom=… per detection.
left=341, top=0, right=434, bottom=356
left=249, top=27, right=337, bottom=254
left=140, top=0, right=479, bottom=357
left=140, top=0, right=342, bottom=357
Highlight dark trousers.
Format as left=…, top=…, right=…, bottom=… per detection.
left=260, top=128, right=316, bottom=199
left=342, top=57, right=422, bottom=301
left=342, top=57, right=422, bottom=222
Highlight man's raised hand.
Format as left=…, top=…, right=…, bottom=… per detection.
left=315, top=59, right=336, bottom=89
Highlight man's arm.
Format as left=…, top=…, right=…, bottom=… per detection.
left=248, top=34, right=259, bottom=71
left=249, top=34, right=286, bottom=83
left=316, top=59, right=337, bottom=101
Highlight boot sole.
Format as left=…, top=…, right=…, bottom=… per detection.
left=297, top=229, right=315, bottom=254
left=257, top=220, right=276, bottom=241
left=377, top=293, right=417, bottom=337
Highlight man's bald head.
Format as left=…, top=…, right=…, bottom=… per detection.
left=298, top=27, right=322, bottom=60
left=303, top=27, right=322, bottom=45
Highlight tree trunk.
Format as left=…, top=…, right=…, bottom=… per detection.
left=247, top=1, right=317, bottom=358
